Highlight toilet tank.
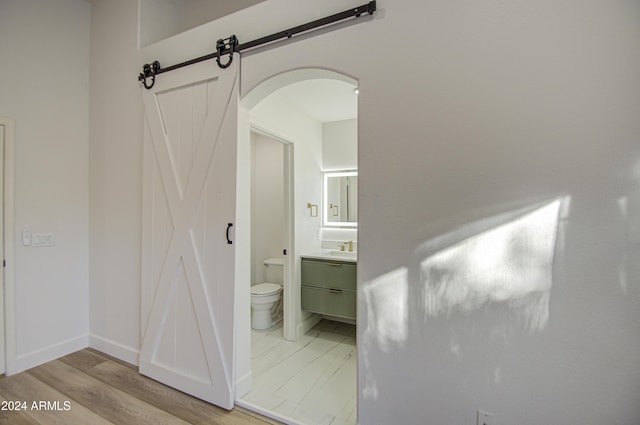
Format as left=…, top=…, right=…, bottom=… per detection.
left=264, top=257, right=284, bottom=284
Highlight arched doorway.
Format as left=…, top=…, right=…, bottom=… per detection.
left=235, top=69, right=359, bottom=425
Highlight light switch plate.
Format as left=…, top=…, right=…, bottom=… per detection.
left=32, top=233, right=55, bottom=247
left=22, top=228, right=31, bottom=246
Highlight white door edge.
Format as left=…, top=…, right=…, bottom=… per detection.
left=0, top=117, right=16, bottom=375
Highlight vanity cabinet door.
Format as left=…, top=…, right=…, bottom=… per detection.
left=301, top=258, right=357, bottom=320
left=302, top=286, right=357, bottom=320
left=301, top=259, right=356, bottom=292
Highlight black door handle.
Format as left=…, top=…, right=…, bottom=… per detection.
left=226, top=223, right=233, bottom=245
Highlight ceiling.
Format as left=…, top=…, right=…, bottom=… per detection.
left=265, top=79, right=358, bottom=123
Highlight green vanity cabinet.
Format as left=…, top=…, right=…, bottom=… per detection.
left=301, top=258, right=356, bottom=320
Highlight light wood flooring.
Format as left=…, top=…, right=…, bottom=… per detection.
left=0, top=349, right=282, bottom=425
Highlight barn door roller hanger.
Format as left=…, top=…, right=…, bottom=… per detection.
left=138, top=1, right=376, bottom=89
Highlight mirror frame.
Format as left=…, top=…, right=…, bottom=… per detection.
left=323, top=170, right=358, bottom=227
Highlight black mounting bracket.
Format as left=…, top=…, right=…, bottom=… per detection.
left=216, top=35, right=238, bottom=69
left=138, top=61, right=160, bottom=89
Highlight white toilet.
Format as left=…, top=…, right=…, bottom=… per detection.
left=250, top=257, right=284, bottom=330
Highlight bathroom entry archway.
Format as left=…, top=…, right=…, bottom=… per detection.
left=235, top=68, right=358, bottom=416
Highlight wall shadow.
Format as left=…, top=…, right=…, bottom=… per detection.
left=360, top=196, right=570, bottom=401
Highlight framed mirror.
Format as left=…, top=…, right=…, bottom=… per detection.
left=323, top=171, right=358, bottom=227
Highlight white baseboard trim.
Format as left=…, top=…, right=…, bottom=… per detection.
left=297, top=313, right=322, bottom=339
left=235, top=370, right=253, bottom=399
left=10, top=334, right=89, bottom=375
left=236, top=399, right=304, bottom=425
left=89, top=334, right=139, bottom=366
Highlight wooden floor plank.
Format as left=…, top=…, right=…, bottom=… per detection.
left=0, top=391, right=40, bottom=425
left=85, top=360, right=279, bottom=425
left=0, top=349, right=281, bottom=425
left=58, top=348, right=110, bottom=372
left=27, top=360, right=193, bottom=425
left=0, top=372, right=113, bottom=425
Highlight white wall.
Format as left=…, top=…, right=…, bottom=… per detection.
left=139, top=0, right=185, bottom=48
left=88, top=0, right=143, bottom=364
left=250, top=89, right=324, bottom=325
left=140, top=0, right=265, bottom=48
left=0, top=0, right=90, bottom=372
left=250, top=133, right=284, bottom=285
left=183, top=0, right=265, bottom=34
left=323, top=119, right=357, bottom=171
left=92, top=0, right=640, bottom=423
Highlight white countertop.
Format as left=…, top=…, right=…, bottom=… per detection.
left=301, top=250, right=357, bottom=263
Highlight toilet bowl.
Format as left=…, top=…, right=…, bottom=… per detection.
left=250, top=257, right=284, bottom=330
left=250, top=283, right=283, bottom=330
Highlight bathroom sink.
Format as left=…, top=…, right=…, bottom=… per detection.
left=329, top=250, right=357, bottom=259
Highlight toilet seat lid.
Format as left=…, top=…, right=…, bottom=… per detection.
left=251, top=282, right=281, bottom=295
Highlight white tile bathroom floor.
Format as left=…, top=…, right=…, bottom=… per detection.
left=238, top=319, right=357, bottom=425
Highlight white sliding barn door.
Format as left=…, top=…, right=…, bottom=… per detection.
left=140, top=56, right=239, bottom=409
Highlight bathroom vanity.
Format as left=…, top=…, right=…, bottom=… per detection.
left=301, top=253, right=356, bottom=320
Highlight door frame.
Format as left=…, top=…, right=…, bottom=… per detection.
left=0, top=117, right=16, bottom=375
left=235, top=67, right=359, bottom=408
left=250, top=124, right=296, bottom=341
